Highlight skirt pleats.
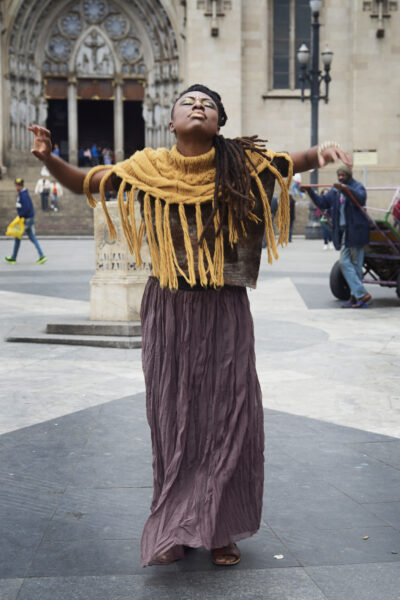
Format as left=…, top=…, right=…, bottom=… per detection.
left=140, top=277, right=264, bottom=566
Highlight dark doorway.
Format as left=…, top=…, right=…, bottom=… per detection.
left=124, top=101, right=145, bottom=158
left=46, top=100, right=68, bottom=161
left=78, top=100, right=114, bottom=162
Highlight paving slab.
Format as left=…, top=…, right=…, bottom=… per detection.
left=45, top=486, right=153, bottom=542
left=18, top=569, right=328, bottom=600
left=361, top=501, right=400, bottom=530
left=1, top=394, right=400, bottom=585
left=306, top=563, right=400, bottom=600
left=272, top=525, right=400, bottom=567
left=0, top=579, right=23, bottom=600
left=350, top=440, right=400, bottom=469
left=1, top=237, right=400, bottom=599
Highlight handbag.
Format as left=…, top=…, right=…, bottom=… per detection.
left=6, top=216, right=25, bottom=239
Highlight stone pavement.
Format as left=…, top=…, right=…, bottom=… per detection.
left=0, top=237, right=399, bottom=600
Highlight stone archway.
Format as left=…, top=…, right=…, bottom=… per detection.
left=6, top=0, right=181, bottom=166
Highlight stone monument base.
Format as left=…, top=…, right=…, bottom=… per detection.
left=90, top=201, right=151, bottom=322
left=90, top=276, right=148, bottom=322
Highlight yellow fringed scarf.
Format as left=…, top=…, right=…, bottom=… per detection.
left=84, top=144, right=293, bottom=290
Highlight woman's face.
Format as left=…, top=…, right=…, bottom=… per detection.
left=170, top=91, right=220, bottom=140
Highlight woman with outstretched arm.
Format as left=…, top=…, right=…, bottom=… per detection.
left=29, top=85, right=351, bottom=568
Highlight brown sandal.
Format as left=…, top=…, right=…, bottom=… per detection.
left=153, top=545, right=184, bottom=565
left=212, top=543, right=241, bottom=566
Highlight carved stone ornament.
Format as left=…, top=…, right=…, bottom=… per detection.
left=41, top=0, right=148, bottom=75
left=104, top=13, right=129, bottom=40
left=197, top=0, right=232, bottom=13
left=82, top=0, right=108, bottom=24
left=362, top=0, right=398, bottom=11
left=59, top=12, right=83, bottom=38
left=117, top=37, right=142, bottom=64
left=362, top=0, right=398, bottom=37
left=48, top=35, right=72, bottom=62
left=75, top=29, right=115, bottom=76
left=196, top=0, right=232, bottom=37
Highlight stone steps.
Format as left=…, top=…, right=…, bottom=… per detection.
left=6, top=320, right=142, bottom=349
left=46, top=321, right=141, bottom=337
left=0, top=186, right=95, bottom=236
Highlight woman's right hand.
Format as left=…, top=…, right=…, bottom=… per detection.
left=27, top=125, right=52, bottom=162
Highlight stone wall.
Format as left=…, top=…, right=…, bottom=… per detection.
left=241, top=0, right=400, bottom=187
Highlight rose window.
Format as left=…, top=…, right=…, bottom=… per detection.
left=82, top=0, right=108, bottom=24
left=60, top=12, right=83, bottom=38
left=104, top=14, right=129, bottom=40
left=117, top=38, right=142, bottom=63
left=48, top=36, right=72, bottom=62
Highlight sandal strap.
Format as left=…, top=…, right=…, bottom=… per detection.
left=212, top=543, right=240, bottom=561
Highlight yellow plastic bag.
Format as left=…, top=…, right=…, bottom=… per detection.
left=6, top=216, right=25, bottom=239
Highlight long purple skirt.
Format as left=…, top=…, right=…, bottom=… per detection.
left=140, top=277, right=264, bottom=567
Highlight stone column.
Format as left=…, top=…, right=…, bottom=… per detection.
left=114, top=77, right=124, bottom=162
left=90, top=201, right=151, bottom=321
left=68, top=76, right=78, bottom=165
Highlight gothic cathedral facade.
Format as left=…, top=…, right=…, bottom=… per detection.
left=0, top=0, right=399, bottom=187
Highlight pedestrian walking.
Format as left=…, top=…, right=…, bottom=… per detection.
left=314, top=189, right=334, bottom=250
left=304, top=165, right=371, bottom=308
left=28, top=84, right=351, bottom=568
left=34, top=173, right=51, bottom=211
left=102, top=147, right=113, bottom=165
left=52, top=143, right=60, bottom=157
left=288, top=173, right=305, bottom=242
left=83, top=147, right=92, bottom=166
left=4, top=177, right=47, bottom=265
left=393, top=197, right=400, bottom=231
left=50, top=179, right=63, bottom=211
left=91, top=143, right=100, bottom=166
left=289, top=194, right=295, bottom=242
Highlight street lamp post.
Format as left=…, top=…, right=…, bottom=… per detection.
left=297, top=0, right=333, bottom=238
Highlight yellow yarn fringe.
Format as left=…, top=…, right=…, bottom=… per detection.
left=83, top=146, right=293, bottom=289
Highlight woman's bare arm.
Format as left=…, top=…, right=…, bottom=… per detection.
left=289, top=144, right=352, bottom=174
left=28, top=125, right=112, bottom=194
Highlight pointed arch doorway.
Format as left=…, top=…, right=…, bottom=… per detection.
left=8, top=0, right=180, bottom=167
left=77, top=100, right=113, bottom=163
left=45, top=67, right=145, bottom=165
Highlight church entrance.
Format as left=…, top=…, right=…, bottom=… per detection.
left=78, top=100, right=113, bottom=163
left=124, top=101, right=145, bottom=158
left=7, top=0, right=180, bottom=169
left=47, top=99, right=69, bottom=161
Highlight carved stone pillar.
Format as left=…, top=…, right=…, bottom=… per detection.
left=114, top=77, right=124, bottom=163
left=91, top=201, right=151, bottom=321
left=68, top=76, right=78, bottom=166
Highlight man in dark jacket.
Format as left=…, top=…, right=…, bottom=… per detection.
left=304, top=165, right=371, bottom=308
left=4, top=178, right=47, bottom=265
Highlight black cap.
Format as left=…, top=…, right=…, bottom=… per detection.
left=15, top=177, right=24, bottom=185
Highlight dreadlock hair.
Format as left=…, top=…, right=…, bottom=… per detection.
left=172, top=84, right=273, bottom=242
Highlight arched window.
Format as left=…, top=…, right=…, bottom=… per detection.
left=272, top=0, right=311, bottom=89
